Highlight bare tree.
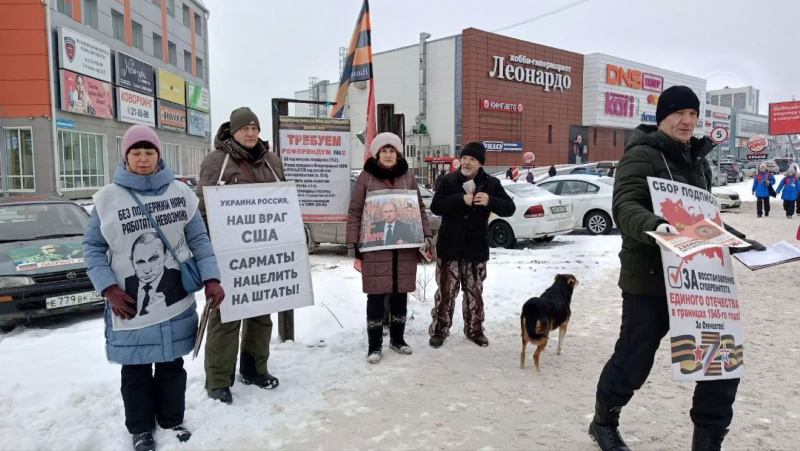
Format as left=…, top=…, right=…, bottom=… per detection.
left=412, top=263, right=435, bottom=304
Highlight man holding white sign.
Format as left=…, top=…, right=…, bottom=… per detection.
left=588, top=86, right=765, bottom=451
left=197, top=108, right=288, bottom=404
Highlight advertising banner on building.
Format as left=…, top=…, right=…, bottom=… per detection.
left=202, top=183, right=314, bottom=323
left=116, top=52, right=155, bottom=96
left=157, top=69, right=186, bottom=106
left=480, top=99, right=523, bottom=113
left=648, top=177, right=743, bottom=382
left=60, top=70, right=114, bottom=119
left=582, top=54, right=706, bottom=129
left=58, top=27, right=112, bottom=82
left=118, top=87, right=155, bottom=127
left=185, top=81, right=210, bottom=113
left=278, top=117, right=351, bottom=222
left=187, top=109, right=211, bottom=137
left=769, top=101, right=800, bottom=135
left=483, top=141, right=523, bottom=152
left=157, top=100, right=187, bottom=132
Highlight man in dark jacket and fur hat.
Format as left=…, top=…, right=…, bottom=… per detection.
left=588, top=86, right=765, bottom=451
left=428, top=142, right=515, bottom=348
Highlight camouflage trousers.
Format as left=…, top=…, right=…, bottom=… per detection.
left=429, top=259, right=487, bottom=339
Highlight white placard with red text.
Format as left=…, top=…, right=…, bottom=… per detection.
left=648, top=177, right=743, bottom=382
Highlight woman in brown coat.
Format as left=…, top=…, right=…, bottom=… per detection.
left=346, top=132, right=433, bottom=364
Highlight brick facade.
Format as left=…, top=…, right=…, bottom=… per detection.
left=461, top=28, right=585, bottom=167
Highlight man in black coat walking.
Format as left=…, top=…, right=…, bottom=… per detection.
left=428, top=142, right=516, bottom=348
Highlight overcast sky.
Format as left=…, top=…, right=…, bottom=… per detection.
left=203, top=0, right=798, bottom=140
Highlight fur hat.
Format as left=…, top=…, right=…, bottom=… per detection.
left=656, top=86, right=700, bottom=124
left=460, top=141, right=486, bottom=165
left=121, top=125, right=161, bottom=161
left=370, top=132, right=403, bottom=159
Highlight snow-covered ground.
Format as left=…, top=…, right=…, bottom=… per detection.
left=2, top=209, right=800, bottom=449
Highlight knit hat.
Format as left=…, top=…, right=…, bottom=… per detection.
left=121, top=125, right=161, bottom=161
left=656, top=86, right=700, bottom=124
left=460, top=142, right=486, bottom=165
left=230, top=107, right=260, bottom=135
left=370, top=132, right=403, bottom=158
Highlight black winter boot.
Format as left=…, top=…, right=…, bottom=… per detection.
left=389, top=315, right=412, bottom=355
left=367, top=320, right=383, bottom=364
left=239, top=352, right=279, bottom=389
left=207, top=387, right=232, bottom=404
left=691, top=426, right=728, bottom=451
left=132, top=431, right=155, bottom=451
left=588, top=402, right=630, bottom=451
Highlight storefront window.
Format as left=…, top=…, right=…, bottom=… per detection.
left=4, top=128, right=35, bottom=191
left=163, top=143, right=181, bottom=174
left=183, top=146, right=206, bottom=177
left=58, top=130, right=106, bottom=190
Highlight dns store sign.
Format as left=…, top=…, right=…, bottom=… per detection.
left=607, top=65, right=664, bottom=92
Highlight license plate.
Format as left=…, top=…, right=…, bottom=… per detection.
left=45, top=291, right=102, bottom=309
left=550, top=206, right=568, bottom=214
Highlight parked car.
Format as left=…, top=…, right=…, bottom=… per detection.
left=709, top=164, right=728, bottom=186
left=304, top=179, right=440, bottom=252
left=570, top=165, right=605, bottom=176
left=712, top=187, right=741, bottom=209
left=487, top=180, right=576, bottom=248
left=719, top=163, right=743, bottom=182
left=538, top=175, right=615, bottom=235
left=175, top=176, right=197, bottom=189
left=0, top=198, right=101, bottom=331
left=742, top=161, right=759, bottom=178
left=774, top=158, right=795, bottom=172
left=765, top=160, right=780, bottom=174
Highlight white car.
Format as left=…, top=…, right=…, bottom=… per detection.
left=712, top=187, right=741, bottom=209
left=537, top=175, right=616, bottom=235
left=488, top=180, right=576, bottom=248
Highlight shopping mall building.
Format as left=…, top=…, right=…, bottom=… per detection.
left=296, top=28, right=715, bottom=179
left=0, top=0, right=212, bottom=199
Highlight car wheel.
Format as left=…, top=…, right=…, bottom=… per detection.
left=585, top=211, right=612, bottom=235
left=488, top=222, right=517, bottom=249
left=304, top=225, right=317, bottom=254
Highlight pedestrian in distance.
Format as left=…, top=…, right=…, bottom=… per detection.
left=428, top=142, right=516, bottom=348
left=752, top=163, right=775, bottom=218
left=82, top=125, right=224, bottom=451
left=346, top=132, right=433, bottom=364
left=526, top=169, right=534, bottom=184
left=776, top=167, right=798, bottom=218
left=197, top=107, right=286, bottom=404
left=548, top=165, right=557, bottom=178
left=588, top=86, right=765, bottom=451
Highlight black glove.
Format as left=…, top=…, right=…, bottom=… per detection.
left=730, top=238, right=766, bottom=254
left=347, top=245, right=362, bottom=259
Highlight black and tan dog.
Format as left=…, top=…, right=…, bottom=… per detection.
left=520, top=274, right=579, bottom=372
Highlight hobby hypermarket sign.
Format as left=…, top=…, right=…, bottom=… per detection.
left=488, top=55, right=573, bottom=92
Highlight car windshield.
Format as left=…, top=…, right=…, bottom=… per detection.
left=504, top=183, right=549, bottom=197
left=0, top=203, right=89, bottom=242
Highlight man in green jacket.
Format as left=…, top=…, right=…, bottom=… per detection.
left=588, top=86, right=765, bottom=451
left=198, top=107, right=285, bottom=404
